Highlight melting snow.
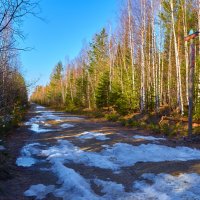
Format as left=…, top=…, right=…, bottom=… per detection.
left=44, top=123, right=52, bottom=127
left=133, top=135, right=166, bottom=141
left=65, top=116, right=84, bottom=120
left=19, top=139, right=200, bottom=199
left=16, top=157, right=37, bottom=167
left=20, top=106, right=200, bottom=199
left=132, top=173, right=200, bottom=200
left=16, top=143, right=41, bottom=167
left=24, top=184, right=55, bottom=200
left=60, top=123, right=75, bottom=129
left=36, top=105, right=45, bottom=109
left=52, top=162, right=99, bottom=200
left=29, top=124, right=53, bottom=133
left=95, top=179, right=128, bottom=199
left=41, top=140, right=200, bottom=170
left=24, top=173, right=200, bottom=200
left=77, top=131, right=109, bottom=141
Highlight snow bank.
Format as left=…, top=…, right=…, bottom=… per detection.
left=24, top=184, right=55, bottom=200
left=77, top=131, right=109, bottom=141
left=42, top=140, right=200, bottom=170
left=29, top=124, right=53, bottom=133
left=133, top=135, right=166, bottom=141
left=16, top=143, right=41, bottom=167
left=132, top=173, right=200, bottom=200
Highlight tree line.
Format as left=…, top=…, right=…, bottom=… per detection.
left=31, top=0, right=200, bottom=119
left=0, top=0, right=38, bottom=132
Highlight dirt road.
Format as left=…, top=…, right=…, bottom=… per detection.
left=1, top=104, right=200, bottom=200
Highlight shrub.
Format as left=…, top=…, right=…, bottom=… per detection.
left=105, top=113, right=119, bottom=122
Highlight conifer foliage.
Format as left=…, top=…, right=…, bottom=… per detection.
left=31, top=0, right=200, bottom=119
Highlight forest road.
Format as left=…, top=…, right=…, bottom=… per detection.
left=1, top=104, right=200, bottom=199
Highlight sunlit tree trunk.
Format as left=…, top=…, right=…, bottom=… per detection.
left=170, top=0, right=184, bottom=114
left=140, top=0, right=146, bottom=111
left=128, top=0, right=135, bottom=94
left=182, top=0, right=189, bottom=104
left=168, top=29, right=173, bottom=105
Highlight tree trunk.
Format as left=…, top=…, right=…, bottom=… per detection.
left=170, top=0, right=184, bottom=115
left=188, top=41, right=195, bottom=136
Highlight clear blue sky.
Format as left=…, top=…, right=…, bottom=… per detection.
left=20, top=0, right=119, bottom=94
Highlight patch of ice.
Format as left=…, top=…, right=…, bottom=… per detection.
left=77, top=131, right=109, bottom=141
left=41, top=140, right=200, bottom=170
left=16, top=143, right=41, bottom=167
left=133, top=135, right=166, bottom=141
left=29, top=124, right=53, bottom=133
left=60, top=123, right=75, bottom=129
left=24, top=184, right=55, bottom=200
left=0, top=145, right=5, bottom=151
left=132, top=173, right=200, bottom=200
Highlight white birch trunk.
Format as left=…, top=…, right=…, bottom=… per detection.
left=170, top=0, right=184, bottom=114
left=140, top=0, right=146, bottom=111
left=182, top=0, right=189, bottom=104
left=168, top=29, right=172, bottom=105
left=128, top=0, right=135, bottom=94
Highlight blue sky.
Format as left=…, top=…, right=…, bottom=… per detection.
left=20, top=0, right=118, bottom=93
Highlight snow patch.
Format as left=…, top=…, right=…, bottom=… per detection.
left=20, top=139, right=200, bottom=199
left=41, top=140, right=200, bottom=170
left=44, top=123, right=52, bottom=127
left=16, top=143, right=41, bottom=167
left=95, top=179, right=127, bottom=199
left=16, top=157, right=37, bottom=167
left=132, top=173, right=200, bottom=200
left=24, top=184, right=55, bottom=200
left=60, top=123, right=75, bottom=129
left=133, top=135, right=166, bottom=141
left=77, top=131, right=109, bottom=141
left=29, top=123, right=53, bottom=133
left=52, top=162, right=99, bottom=200
left=36, top=105, right=45, bottom=109
left=65, top=116, right=84, bottom=120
